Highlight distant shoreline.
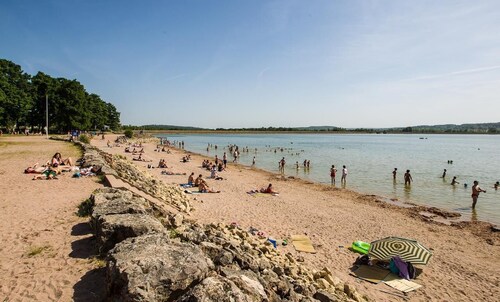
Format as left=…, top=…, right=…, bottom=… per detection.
left=137, top=129, right=499, bottom=135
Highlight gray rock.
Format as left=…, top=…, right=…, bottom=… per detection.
left=169, top=213, right=184, bottom=227
left=178, top=275, right=259, bottom=302
left=215, top=250, right=235, bottom=266
left=107, top=233, right=214, bottom=301
left=199, top=241, right=222, bottom=260
left=97, top=214, right=164, bottom=253
left=313, top=290, right=338, bottom=302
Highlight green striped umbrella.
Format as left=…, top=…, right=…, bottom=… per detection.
left=369, top=236, right=432, bottom=265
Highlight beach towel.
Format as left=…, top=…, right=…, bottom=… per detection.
left=291, top=235, right=316, bottom=253
left=383, top=274, right=422, bottom=292
left=351, top=265, right=390, bottom=284
left=183, top=190, right=202, bottom=195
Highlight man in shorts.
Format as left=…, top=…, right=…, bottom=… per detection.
left=471, top=180, right=486, bottom=209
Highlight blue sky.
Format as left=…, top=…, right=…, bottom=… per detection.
left=2, top=0, right=500, bottom=128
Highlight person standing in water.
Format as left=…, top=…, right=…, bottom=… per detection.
left=451, top=176, right=459, bottom=185
left=404, top=170, right=413, bottom=186
left=330, top=165, right=337, bottom=184
left=442, top=169, right=447, bottom=178
left=392, top=168, right=397, bottom=181
left=341, top=165, right=348, bottom=183
left=471, top=180, right=486, bottom=209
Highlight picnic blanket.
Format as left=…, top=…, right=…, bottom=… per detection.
left=291, top=235, right=316, bottom=253
left=351, top=265, right=390, bottom=284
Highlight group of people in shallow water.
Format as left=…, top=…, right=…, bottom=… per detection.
left=329, top=165, right=348, bottom=184
left=390, top=166, right=496, bottom=209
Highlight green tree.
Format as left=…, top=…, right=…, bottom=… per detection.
left=0, top=59, right=32, bottom=131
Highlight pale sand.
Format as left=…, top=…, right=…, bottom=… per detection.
left=1, top=134, right=498, bottom=301
left=0, top=136, right=105, bottom=301
left=94, top=135, right=499, bottom=302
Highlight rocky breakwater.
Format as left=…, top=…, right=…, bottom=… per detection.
left=90, top=187, right=370, bottom=302
left=109, top=155, right=192, bottom=213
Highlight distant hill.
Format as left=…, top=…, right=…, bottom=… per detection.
left=385, top=122, right=500, bottom=134
left=122, top=124, right=207, bottom=131
left=124, top=122, right=499, bottom=134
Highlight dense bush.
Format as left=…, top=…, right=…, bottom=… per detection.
left=79, top=134, right=91, bottom=144
left=124, top=129, right=134, bottom=138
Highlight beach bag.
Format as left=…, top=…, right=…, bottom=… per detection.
left=392, top=256, right=410, bottom=280
left=354, top=254, right=370, bottom=265
left=407, top=262, right=416, bottom=279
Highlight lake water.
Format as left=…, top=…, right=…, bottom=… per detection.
left=157, top=133, right=500, bottom=224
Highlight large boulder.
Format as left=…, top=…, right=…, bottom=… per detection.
left=96, top=214, right=164, bottom=254
left=107, top=233, right=214, bottom=301
left=178, top=275, right=263, bottom=302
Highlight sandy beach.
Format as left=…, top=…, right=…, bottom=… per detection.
left=0, top=134, right=498, bottom=301
left=0, top=136, right=105, bottom=301
left=93, top=134, right=499, bottom=302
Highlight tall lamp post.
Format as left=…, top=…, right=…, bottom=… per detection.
left=45, top=94, right=49, bottom=139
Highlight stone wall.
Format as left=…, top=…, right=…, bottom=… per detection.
left=89, top=188, right=369, bottom=302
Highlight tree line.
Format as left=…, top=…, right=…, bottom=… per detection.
left=0, top=59, right=120, bottom=133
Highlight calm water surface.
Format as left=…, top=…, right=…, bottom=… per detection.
left=157, top=133, right=500, bottom=224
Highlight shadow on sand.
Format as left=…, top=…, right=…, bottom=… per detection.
left=70, top=222, right=107, bottom=301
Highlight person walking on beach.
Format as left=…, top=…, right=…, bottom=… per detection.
left=330, top=165, right=337, bottom=184
left=341, top=165, right=347, bottom=183
left=392, top=168, right=397, bottom=181
left=471, top=180, right=486, bottom=209
left=223, top=152, right=227, bottom=168
left=404, top=170, right=413, bottom=186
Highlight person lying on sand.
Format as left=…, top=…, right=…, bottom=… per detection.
left=132, top=148, right=144, bottom=155
left=260, top=183, right=279, bottom=194
left=24, top=163, right=48, bottom=174
left=32, top=167, right=59, bottom=180
left=124, top=147, right=131, bottom=153
left=198, top=179, right=220, bottom=193
left=132, top=154, right=152, bottom=162
left=161, top=170, right=186, bottom=175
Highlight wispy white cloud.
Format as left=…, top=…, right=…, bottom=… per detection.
left=402, top=65, right=500, bottom=81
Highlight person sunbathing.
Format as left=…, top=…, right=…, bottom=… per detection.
left=51, top=152, right=73, bottom=167
left=24, top=163, right=48, bottom=174
left=132, top=148, right=144, bottom=154
left=32, top=167, right=59, bottom=180
left=210, top=167, right=223, bottom=180
left=187, top=172, right=195, bottom=186
left=132, top=154, right=152, bottom=162
left=260, top=183, right=278, bottom=194
left=125, top=147, right=131, bottom=153
left=194, top=174, right=203, bottom=186
left=198, top=179, right=220, bottom=193
left=158, top=159, right=168, bottom=168
left=161, top=170, right=187, bottom=175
